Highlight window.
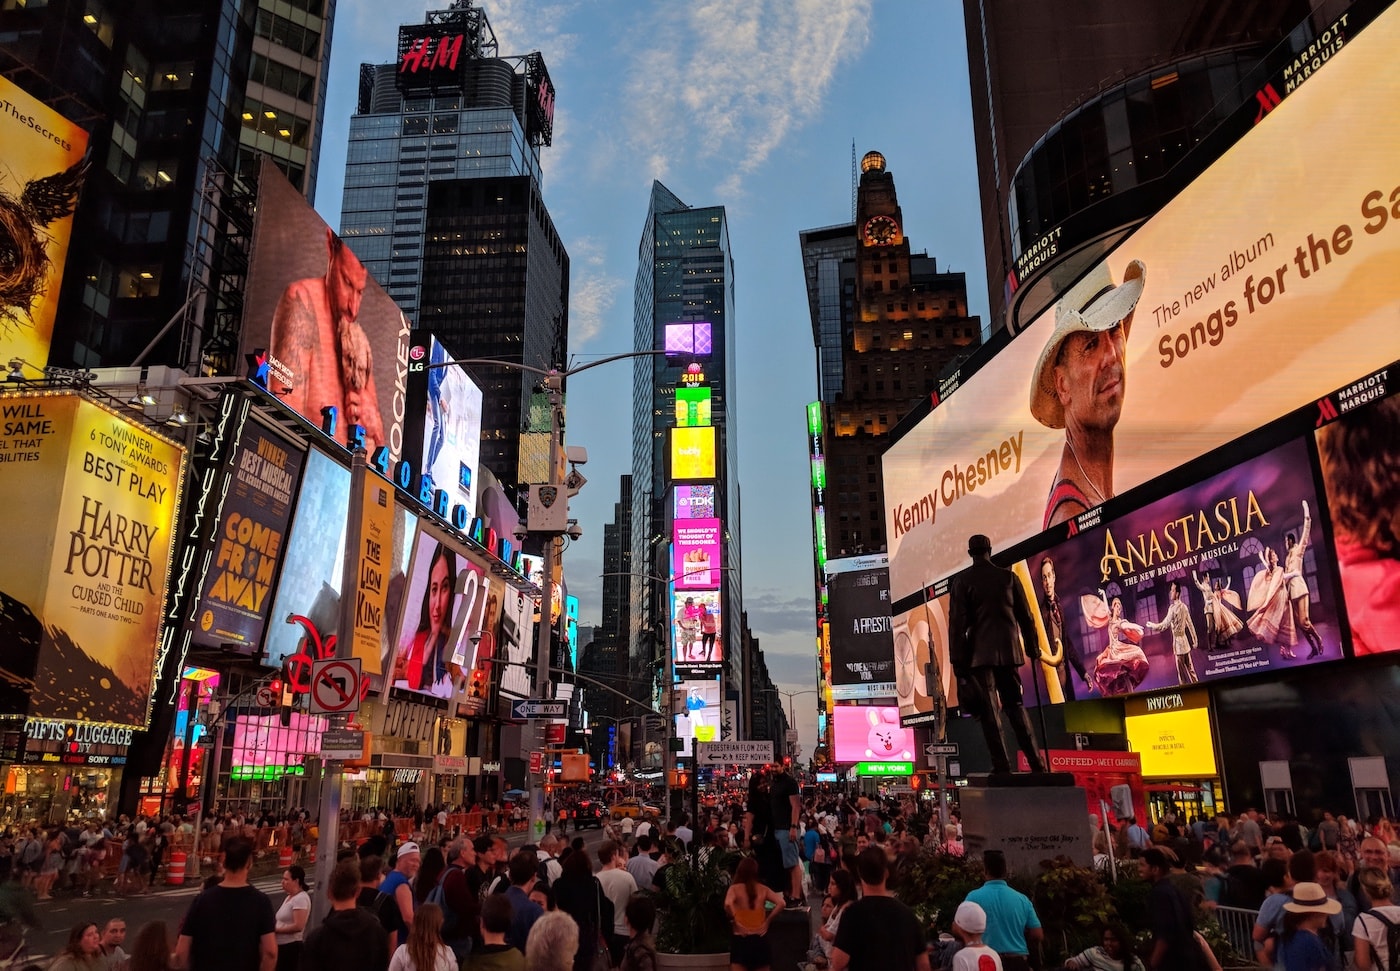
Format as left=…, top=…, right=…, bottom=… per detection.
left=117, top=263, right=161, bottom=298
left=83, top=0, right=115, bottom=46
left=133, top=159, right=177, bottom=190
left=152, top=61, right=195, bottom=91
left=402, top=116, right=429, bottom=136
left=254, top=9, right=321, bottom=58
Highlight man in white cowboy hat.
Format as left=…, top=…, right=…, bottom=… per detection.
left=1030, top=259, right=1147, bottom=529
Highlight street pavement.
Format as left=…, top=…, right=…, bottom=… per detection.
left=20, top=822, right=614, bottom=965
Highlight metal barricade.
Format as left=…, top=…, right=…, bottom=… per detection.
left=1212, top=905, right=1260, bottom=965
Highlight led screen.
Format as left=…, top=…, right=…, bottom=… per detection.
left=230, top=712, right=327, bottom=780
left=890, top=597, right=958, bottom=728
left=1013, top=437, right=1340, bottom=703
left=832, top=704, right=914, bottom=764
left=404, top=334, right=484, bottom=506
left=0, top=76, right=88, bottom=370
left=241, top=159, right=410, bottom=462
left=675, top=386, right=712, bottom=427
left=674, top=485, right=716, bottom=520
left=883, top=12, right=1400, bottom=603
left=673, top=590, right=722, bottom=669
left=673, top=678, right=722, bottom=746
left=664, top=321, right=713, bottom=358
left=671, top=426, right=716, bottom=481
left=825, top=555, right=896, bottom=701
left=0, top=394, right=184, bottom=727
left=1124, top=703, right=1218, bottom=779
left=673, top=518, right=722, bottom=590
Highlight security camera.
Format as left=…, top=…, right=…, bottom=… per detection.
left=565, top=521, right=583, bottom=541
left=513, top=527, right=529, bottom=543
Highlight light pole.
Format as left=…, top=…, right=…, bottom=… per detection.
left=761, top=688, right=819, bottom=761
left=422, top=350, right=668, bottom=842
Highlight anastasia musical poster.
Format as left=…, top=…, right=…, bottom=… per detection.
left=1018, top=437, right=1342, bottom=702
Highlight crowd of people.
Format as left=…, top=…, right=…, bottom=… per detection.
left=11, top=783, right=1400, bottom=971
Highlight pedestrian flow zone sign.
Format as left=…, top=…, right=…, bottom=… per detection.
left=698, top=740, right=774, bottom=765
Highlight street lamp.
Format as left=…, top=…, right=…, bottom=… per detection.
left=421, top=350, right=668, bottom=841
left=761, top=688, right=819, bottom=760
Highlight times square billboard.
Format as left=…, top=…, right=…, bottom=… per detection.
left=884, top=6, right=1400, bottom=722
left=0, top=76, right=88, bottom=371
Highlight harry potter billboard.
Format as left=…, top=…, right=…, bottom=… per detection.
left=0, top=393, right=184, bottom=727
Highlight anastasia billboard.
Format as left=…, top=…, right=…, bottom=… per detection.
left=1016, top=437, right=1341, bottom=702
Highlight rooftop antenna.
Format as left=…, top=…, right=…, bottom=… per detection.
left=850, top=139, right=857, bottom=223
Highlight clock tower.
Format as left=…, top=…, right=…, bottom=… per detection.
left=855, top=151, right=909, bottom=326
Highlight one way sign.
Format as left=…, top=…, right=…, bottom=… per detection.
left=698, top=740, right=774, bottom=765
left=511, top=699, right=567, bottom=719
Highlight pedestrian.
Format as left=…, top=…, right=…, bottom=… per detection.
left=125, top=922, right=175, bottom=971
left=770, top=760, right=805, bottom=908
left=831, top=848, right=928, bottom=971
left=724, top=856, right=786, bottom=971
left=388, top=903, right=457, bottom=971
left=1063, top=923, right=1145, bottom=971
left=1351, top=868, right=1400, bottom=971
left=552, top=844, right=614, bottom=971
left=97, top=918, right=128, bottom=970
left=274, top=864, right=311, bottom=971
left=597, top=841, right=639, bottom=964
left=1141, top=847, right=1209, bottom=970
left=414, top=847, right=447, bottom=907
left=378, top=841, right=421, bottom=947
left=619, top=896, right=658, bottom=971
left=431, top=837, right=480, bottom=961
left=950, top=901, right=1002, bottom=971
left=49, top=923, right=104, bottom=971
left=302, top=860, right=392, bottom=971
left=1277, top=883, right=1342, bottom=971
left=503, top=851, right=545, bottom=951
left=965, top=851, right=1043, bottom=971
left=525, top=911, right=580, bottom=971
left=175, top=835, right=277, bottom=971
left=463, top=894, right=525, bottom=971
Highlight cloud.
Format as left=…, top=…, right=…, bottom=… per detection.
left=566, top=236, right=621, bottom=347
left=622, top=0, right=873, bottom=195
left=741, top=588, right=815, bottom=639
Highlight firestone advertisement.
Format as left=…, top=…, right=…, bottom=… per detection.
left=0, top=393, right=184, bottom=727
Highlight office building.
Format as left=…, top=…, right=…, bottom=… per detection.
left=339, top=1, right=560, bottom=489
left=0, top=0, right=336, bottom=371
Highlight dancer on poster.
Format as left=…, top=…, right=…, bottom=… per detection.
left=1192, top=571, right=1244, bottom=651
left=1145, top=581, right=1199, bottom=685
left=1081, top=590, right=1149, bottom=697
left=1283, top=502, right=1326, bottom=657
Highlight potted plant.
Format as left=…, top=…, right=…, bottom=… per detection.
left=649, top=849, right=735, bottom=970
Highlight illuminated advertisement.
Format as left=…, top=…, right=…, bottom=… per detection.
left=0, top=393, right=184, bottom=727
left=674, top=484, right=716, bottom=520
left=675, top=386, right=712, bottom=427
left=670, top=426, right=716, bottom=481
left=891, top=596, right=956, bottom=728
left=0, top=76, right=88, bottom=370
left=832, top=704, right=914, bottom=764
left=883, top=9, right=1400, bottom=603
left=230, top=712, right=327, bottom=781
left=1315, top=385, right=1400, bottom=657
left=565, top=594, right=579, bottom=671
left=263, top=450, right=415, bottom=677
left=825, top=555, right=896, bottom=700
left=496, top=584, right=534, bottom=700
left=396, top=25, right=469, bottom=91
left=673, top=678, right=721, bottom=746
left=664, top=321, right=713, bottom=358
left=673, top=589, right=722, bottom=670
left=808, top=401, right=828, bottom=570
left=1017, top=437, right=1340, bottom=702
left=241, top=159, right=409, bottom=462
left=673, top=518, right=722, bottom=590
left=1015, top=749, right=1148, bottom=823
left=1123, top=691, right=1218, bottom=778
left=189, top=423, right=304, bottom=652
left=389, top=523, right=499, bottom=700
left=404, top=333, right=483, bottom=505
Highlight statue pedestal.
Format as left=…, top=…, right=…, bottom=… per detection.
left=960, top=774, right=1093, bottom=874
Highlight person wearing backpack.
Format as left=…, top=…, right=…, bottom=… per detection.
left=426, top=838, right=479, bottom=962
left=1353, top=868, right=1400, bottom=971
left=377, top=842, right=421, bottom=947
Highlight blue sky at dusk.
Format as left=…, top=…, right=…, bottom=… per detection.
left=315, top=0, right=992, bottom=750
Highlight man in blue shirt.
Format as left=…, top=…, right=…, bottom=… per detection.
left=965, top=850, right=1042, bottom=971
left=503, top=850, right=544, bottom=951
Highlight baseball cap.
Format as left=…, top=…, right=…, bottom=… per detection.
left=954, top=900, right=987, bottom=934
left=397, top=841, right=420, bottom=857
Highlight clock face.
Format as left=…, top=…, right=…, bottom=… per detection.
left=864, top=215, right=899, bottom=246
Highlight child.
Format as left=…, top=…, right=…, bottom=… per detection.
left=951, top=901, right=1002, bottom=971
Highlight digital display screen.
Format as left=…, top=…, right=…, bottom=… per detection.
left=832, top=705, right=914, bottom=764
left=664, top=321, right=713, bottom=358
left=675, top=386, right=712, bottom=427
left=673, top=518, right=723, bottom=590
left=671, top=427, right=716, bottom=481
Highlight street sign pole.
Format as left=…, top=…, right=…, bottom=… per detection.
left=309, top=447, right=365, bottom=929
left=527, top=374, right=564, bottom=845
left=938, top=754, right=949, bottom=830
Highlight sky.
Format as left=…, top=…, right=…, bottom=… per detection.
left=314, top=0, right=991, bottom=753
